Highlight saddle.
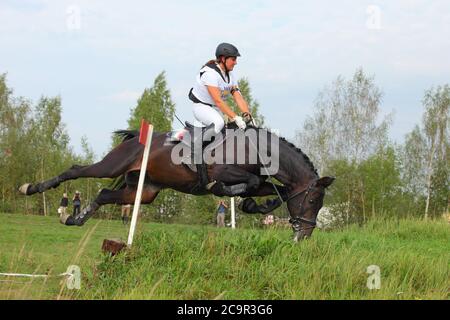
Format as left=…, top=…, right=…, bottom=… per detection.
left=166, top=122, right=220, bottom=193
left=167, top=121, right=238, bottom=144
left=166, top=121, right=241, bottom=194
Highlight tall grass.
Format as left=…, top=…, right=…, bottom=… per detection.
left=79, top=218, right=449, bottom=300
left=0, top=213, right=448, bottom=299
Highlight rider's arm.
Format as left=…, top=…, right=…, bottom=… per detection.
left=232, top=89, right=250, bottom=114
left=206, top=86, right=238, bottom=119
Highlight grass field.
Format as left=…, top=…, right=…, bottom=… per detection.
left=0, top=213, right=448, bottom=300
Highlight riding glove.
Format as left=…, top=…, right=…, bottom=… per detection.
left=234, top=116, right=247, bottom=130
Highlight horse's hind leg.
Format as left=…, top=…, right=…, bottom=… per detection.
left=61, top=185, right=160, bottom=226
left=20, top=142, right=141, bottom=195
left=20, top=165, right=90, bottom=195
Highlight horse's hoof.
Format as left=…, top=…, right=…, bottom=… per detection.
left=18, top=183, right=31, bottom=195
left=60, top=213, right=77, bottom=226
left=293, top=231, right=308, bottom=242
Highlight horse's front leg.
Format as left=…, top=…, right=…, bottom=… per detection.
left=238, top=182, right=289, bottom=214
left=208, top=165, right=262, bottom=197
left=239, top=182, right=288, bottom=199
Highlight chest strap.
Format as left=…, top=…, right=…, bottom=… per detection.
left=188, top=88, right=214, bottom=107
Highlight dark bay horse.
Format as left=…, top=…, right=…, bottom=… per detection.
left=19, top=125, right=334, bottom=241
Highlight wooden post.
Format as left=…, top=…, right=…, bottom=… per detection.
left=231, top=197, right=236, bottom=229
left=41, top=158, right=47, bottom=216
left=127, top=124, right=154, bottom=247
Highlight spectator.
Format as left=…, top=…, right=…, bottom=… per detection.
left=263, top=214, right=275, bottom=226
left=216, top=200, right=228, bottom=227
left=121, top=204, right=132, bottom=225
left=58, top=192, right=69, bottom=217
left=72, top=191, right=81, bottom=217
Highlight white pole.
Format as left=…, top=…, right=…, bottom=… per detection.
left=231, top=197, right=236, bottom=229
left=127, top=125, right=153, bottom=247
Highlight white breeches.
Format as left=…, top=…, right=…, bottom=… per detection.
left=192, top=103, right=225, bottom=134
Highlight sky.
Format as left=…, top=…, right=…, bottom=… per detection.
left=1, top=0, right=449, bottom=159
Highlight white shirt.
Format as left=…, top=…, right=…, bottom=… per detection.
left=191, top=63, right=238, bottom=106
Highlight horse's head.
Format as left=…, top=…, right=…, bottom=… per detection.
left=287, top=176, right=335, bottom=242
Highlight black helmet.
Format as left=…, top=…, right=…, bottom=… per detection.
left=215, top=43, right=241, bottom=58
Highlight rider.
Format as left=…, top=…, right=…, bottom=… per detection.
left=189, top=43, right=252, bottom=145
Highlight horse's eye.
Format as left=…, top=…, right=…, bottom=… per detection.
left=309, top=199, right=315, bottom=204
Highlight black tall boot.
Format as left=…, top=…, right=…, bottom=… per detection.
left=190, top=123, right=216, bottom=192
left=191, top=123, right=215, bottom=164
left=201, top=123, right=216, bottom=148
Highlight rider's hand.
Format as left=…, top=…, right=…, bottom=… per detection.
left=242, top=112, right=253, bottom=123
left=233, top=116, right=247, bottom=130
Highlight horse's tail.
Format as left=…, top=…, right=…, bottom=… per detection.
left=108, top=130, right=139, bottom=190
left=114, top=130, right=139, bottom=142
left=110, top=128, right=165, bottom=191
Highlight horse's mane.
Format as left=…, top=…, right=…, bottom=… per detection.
left=264, top=129, right=318, bottom=177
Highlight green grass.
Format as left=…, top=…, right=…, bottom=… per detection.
left=0, top=213, right=449, bottom=299
left=0, top=213, right=129, bottom=299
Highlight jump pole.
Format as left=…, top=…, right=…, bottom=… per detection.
left=231, top=197, right=236, bottom=229
left=102, top=119, right=153, bottom=255
left=127, top=120, right=154, bottom=247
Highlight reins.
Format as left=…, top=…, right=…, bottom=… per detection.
left=245, top=124, right=318, bottom=231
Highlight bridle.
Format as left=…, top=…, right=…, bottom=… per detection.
left=285, top=181, right=318, bottom=233
left=245, top=134, right=319, bottom=234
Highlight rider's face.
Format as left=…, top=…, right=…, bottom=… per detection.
left=224, top=57, right=237, bottom=71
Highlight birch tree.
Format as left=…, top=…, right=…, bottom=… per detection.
left=421, top=85, right=449, bottom=218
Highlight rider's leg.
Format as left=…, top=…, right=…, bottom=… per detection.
left=192, top=104, right=224, bottom=161
left=193, top=103, right=224, bottom=134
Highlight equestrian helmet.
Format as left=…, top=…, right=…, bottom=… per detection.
left=215, top=43, right=241, bottom=58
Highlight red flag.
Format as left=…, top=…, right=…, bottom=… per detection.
left=139, top=119, right=150, bottom=145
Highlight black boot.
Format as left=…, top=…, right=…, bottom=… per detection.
left=190, top=124, right=216, bottom=192
left=191, top=123, right=215, bottom=164
left=201, top=123, right=216, bottom=148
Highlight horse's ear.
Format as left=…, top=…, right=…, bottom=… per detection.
left=317, top=176, right=335, bottom=188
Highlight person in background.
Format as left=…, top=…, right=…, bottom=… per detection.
left=72, top=191, right=81, bottom=217
left=58, top=192, right=68, bottom=217
left=121, top=204, right=132, bottom=225
left=263, top=214, right=275, bottom=226
left=216, top=200, right=228, bottom=227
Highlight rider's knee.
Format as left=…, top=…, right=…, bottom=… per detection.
left=213, top=117, right=225, bottom=134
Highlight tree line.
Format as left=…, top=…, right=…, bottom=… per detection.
left=296, top=68, right=449, bottom=224
left=0, top=69, right=448, bottom=227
